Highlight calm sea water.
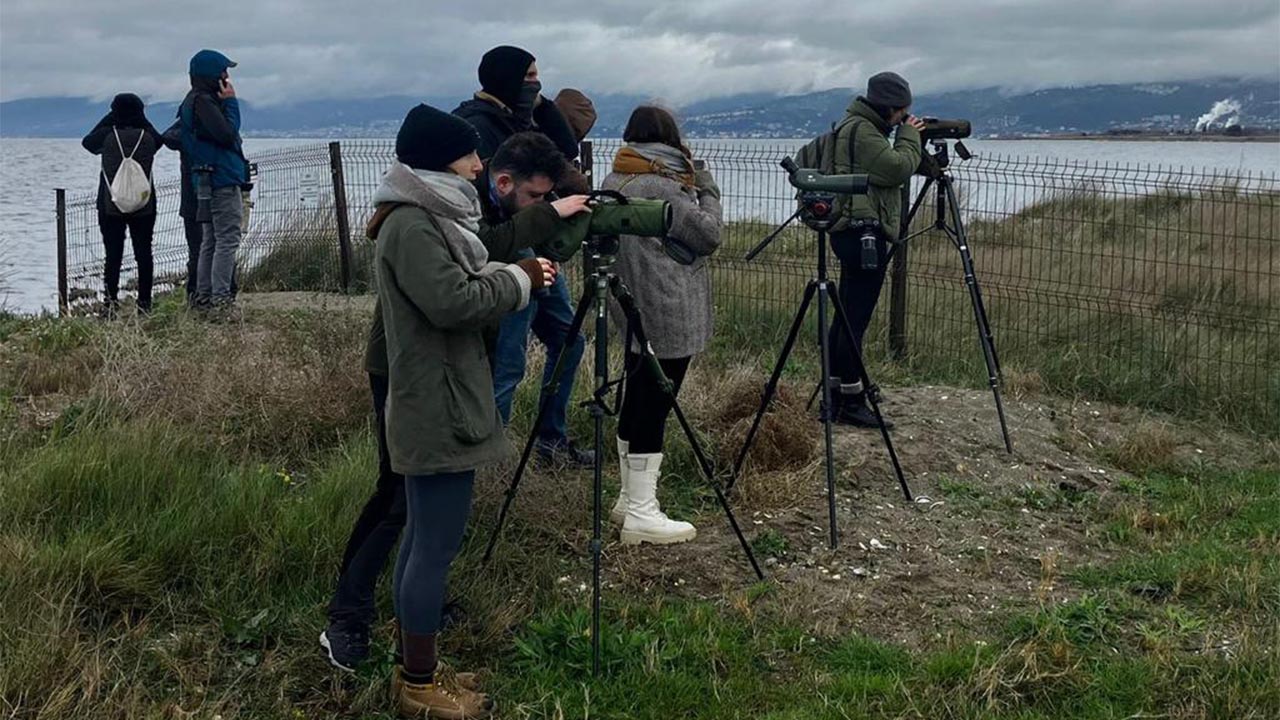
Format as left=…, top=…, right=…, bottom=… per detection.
left=1, top=138, right=1277, bottom=314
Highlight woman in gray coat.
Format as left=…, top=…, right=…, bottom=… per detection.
left=600, top=106, right=723, bottom=545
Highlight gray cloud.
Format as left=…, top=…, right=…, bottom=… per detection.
left=1, top=0, right=1276, bottom=104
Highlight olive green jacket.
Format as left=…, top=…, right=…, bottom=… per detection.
left=834, top=98, right=923, bottom=240
left=375, top=204, right=529, bottom=475
left=365, top=201, right=563, bottom=376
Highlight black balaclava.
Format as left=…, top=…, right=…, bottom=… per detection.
left=479, top=45, right=538, bottom=117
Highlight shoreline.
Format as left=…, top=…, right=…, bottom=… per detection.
left=990, top=134, right=1280, bottom=143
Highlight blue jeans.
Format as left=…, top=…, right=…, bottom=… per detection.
left=492, top=270, right=584, bottom=443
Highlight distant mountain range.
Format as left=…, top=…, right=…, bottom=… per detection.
left=2, top=78, right=1277, bottom=139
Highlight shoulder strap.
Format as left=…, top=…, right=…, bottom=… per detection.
left=838, top=116, right=862, bottom=170
left=129, top=128, right=144, bottom=158
left=113, top=126, right=125, bottom=155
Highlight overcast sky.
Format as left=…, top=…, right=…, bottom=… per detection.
left=1, top=0, right=1278, bottom=105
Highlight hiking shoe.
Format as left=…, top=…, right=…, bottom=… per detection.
left=536, top=438, right=596, bottom=468
left=834, top=402, right=895, bottom=430
left=397, top=676, right=495, bottom=719
left=320, top=618, right=371, bottom=672
left=391, top=664, right=481, bottom=703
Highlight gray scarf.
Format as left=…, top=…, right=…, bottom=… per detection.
left=372, top=161, right=504, bottom=277
left=627, top=142, right=695, bottom=176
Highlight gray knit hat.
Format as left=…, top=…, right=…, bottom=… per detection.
left=866, top=72, right=912, bottom=108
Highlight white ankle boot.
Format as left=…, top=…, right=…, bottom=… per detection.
left=610, top=437, right=629, bottom=525
left=620, top=453, right=697, bottom=545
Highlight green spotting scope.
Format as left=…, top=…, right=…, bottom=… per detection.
left=537, top=191, right=674, bottom=263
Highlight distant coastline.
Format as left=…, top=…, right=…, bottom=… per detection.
left=993, top=132, right=1279, bottom=143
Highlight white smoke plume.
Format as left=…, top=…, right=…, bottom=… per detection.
left=1195, top=98, right=1242, bottom=131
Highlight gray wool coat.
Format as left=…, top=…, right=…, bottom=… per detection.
left=601, top=167, right=724, bottom=359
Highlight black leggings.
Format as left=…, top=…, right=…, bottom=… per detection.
left=327, top=373, right=405, bottom=624
left=617, top=353, right=691, bottom=454
left=393, top=470, right=475, bottom=635
left=99, top=212, right=155, bottom=307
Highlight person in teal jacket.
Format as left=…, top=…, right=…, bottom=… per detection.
left=180, top=49, right=248, bottom=312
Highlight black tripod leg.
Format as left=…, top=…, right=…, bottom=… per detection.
left=829, top=291, right=914, bottom=502
left=815, top=279, right=841, bottom=550
left=482, top=286, right=596, bottom=565
left=589, top=278, right=608, bottom=677
left=941, top=179, right=1013, bottom=454
left=612, top=280, right=765, bottom=580
left=887, top=178, right=935, bottom=263
left=726, top=282, right=819, bottom=494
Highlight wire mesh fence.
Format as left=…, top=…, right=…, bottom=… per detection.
left=56, top=139, right=1279, bottom=432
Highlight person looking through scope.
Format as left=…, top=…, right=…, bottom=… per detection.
left=826, top=72, right=924, bottom=428
left=600, top=106, right=724, bottom=545
left=320, top=132, right=588, bottom=676
left=366, top=104, right=556, bottom=719
left=454, top=45, right=596, bottom=467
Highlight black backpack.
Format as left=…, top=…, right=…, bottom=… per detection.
left=792, top=115, right=860, bottom=231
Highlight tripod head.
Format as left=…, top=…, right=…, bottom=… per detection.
left=917, top=138, right=973, bottom=179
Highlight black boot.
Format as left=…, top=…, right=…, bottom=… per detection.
left=834, top=395, right=894, bottom=429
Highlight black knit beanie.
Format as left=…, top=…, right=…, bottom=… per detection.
left=395, top=104, right=480, bottom=172
left=866, top=72, right=913, bottom=109
left=479, top=45, right=536, bottom=108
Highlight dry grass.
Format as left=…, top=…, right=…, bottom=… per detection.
left=2, top=300, right=369, bottom=459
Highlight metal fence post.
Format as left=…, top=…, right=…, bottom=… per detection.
left=888, top=187, right=909, bottom=360
left=56, top=188, right=69, bottom=316
left=328, top=141, right=354, bottom=293
left=580, top=140, right=594, bottom=189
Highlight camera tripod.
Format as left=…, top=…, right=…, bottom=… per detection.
left=482, top=237, right=763, bottom=676
left=894, top=140, right=1012, bottom=453
left=725, top=194, right=913, bottom=550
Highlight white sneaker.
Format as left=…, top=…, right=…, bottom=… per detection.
left=610, top=437, right=629, bottom=524
left=619, top=453, right=697, bottom=545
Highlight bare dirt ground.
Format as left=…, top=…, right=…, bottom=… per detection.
left=491, top=364, right=1275, bottom=650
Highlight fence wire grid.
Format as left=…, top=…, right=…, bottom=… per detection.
left=57, top=139, right=1280, bottom=433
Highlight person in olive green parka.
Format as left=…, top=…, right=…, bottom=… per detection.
left=371, top=103, right=555, bottom=720
left=828, top=72, right=925, bottom=428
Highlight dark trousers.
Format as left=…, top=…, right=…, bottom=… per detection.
left=183, top=215, right=202, bottom=300
left=99, top=212, right=155, bottom=309
left=393, top=470, right=476, bottom=635
left=828, top=229, right=890, bottom=399
left=617, top=353, right=692, bottom=454
left=327, top=373, right=406, bottom=624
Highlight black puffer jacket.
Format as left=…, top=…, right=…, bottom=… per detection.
left=81, top=94, right=162, bottom=217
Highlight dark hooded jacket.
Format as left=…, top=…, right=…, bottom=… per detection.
left=452, top=46, right=586, bottom=193
left=81, top=93, right=162, bottom=216
left=179, top=55, right=249, bottom=190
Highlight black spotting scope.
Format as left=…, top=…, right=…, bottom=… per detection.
left=780, top=157, right=869, bottom=196
left=918, top=118, right=972, bottom=141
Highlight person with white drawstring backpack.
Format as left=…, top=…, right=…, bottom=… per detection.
left=82, top=93, right=163, bottom=316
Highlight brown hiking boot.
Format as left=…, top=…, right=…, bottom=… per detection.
left=390, top=664, right=481, bottom=703
left=396, top=674, right=493, bottom=719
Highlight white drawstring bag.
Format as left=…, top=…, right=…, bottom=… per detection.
left=104, top=127, right=152, bottom=213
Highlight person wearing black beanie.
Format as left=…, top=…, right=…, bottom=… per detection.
left=322, top=102, right=554, bottom=719
left=823, top=74, right=925, bottom=429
